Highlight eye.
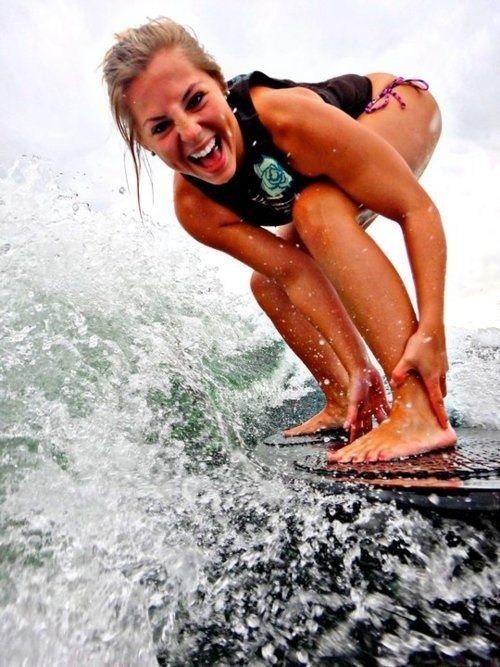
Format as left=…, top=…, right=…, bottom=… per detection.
left=186, top=91, right=206, bottom=110
left=151, top=120, right=171, bottom=136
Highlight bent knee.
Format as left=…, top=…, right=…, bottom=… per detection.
left=250, top=271, right=275, bottom=299
left=292, top=182, right=360, bottom=240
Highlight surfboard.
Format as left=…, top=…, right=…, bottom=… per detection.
left=255, top=428, right=500, bottom=513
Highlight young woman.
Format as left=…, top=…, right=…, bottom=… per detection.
left=102, top=18, right=456, bottom=462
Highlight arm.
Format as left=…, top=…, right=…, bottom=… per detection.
left=392, top=202, right=449, bottom=424
left=255, top=88, right=448, bottom=423
left=174, top=175, right=387, bottom=432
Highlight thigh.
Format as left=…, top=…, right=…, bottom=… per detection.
left=363, top=73, right=442, bottom=177
left=292, top=181, right=365, bottom=252
left=290, top=180, right=416, bottom=364
left=292, top=75, right=441, bottom=233
left=278, top=75, right=441, bottom=253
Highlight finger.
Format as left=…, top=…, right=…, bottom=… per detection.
left=377, top=388, right=391, bottom=417
left=390, top=360, right=411, bottom=388
left=423, top=377, right=448, bottom=429
left=362, top=414, right=373, bottom=435
left=374, top=387, right=391, bottom=423
left=350, top=407, right=368, bottom=442
left=374, top=403, right=388, bottom=424
left=372, top=376, right=391, bottom=412
left=370, top=385, right=390, bottom=424
left=349, top=421, right=362, bottom=443
left=344, top=398, right=360, bottom=434
left=356, top=400, right=374, bottom=435
left=355, top=411, right=368, bottom=438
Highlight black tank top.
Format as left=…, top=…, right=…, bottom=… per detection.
left=184, top=71, right=372, bottom=227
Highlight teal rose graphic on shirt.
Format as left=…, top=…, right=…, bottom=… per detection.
left=254, top=156, right=293, bottom=197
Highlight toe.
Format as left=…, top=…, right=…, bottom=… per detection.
left=365, top=451, right=379, bottom=463
left=328, top=449, right=348, bottom=462
left=333, top=447, right=357, bottom=463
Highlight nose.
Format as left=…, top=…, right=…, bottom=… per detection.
left=176, top=115, right=202, bottom=143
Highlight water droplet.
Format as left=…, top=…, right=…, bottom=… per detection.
left=262, top=643, right=274, bottom=659
left=296, top=649, right=309, bottom=663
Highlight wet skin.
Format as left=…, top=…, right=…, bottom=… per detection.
left=127, top=48, right=456, bottom=461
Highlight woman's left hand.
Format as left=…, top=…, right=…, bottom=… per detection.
left=345, top=365, right=390, bottom=442
left=390, top=327, right=449, bottom=428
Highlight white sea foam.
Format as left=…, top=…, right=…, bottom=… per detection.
left=0, top=157, right=498, bottom=665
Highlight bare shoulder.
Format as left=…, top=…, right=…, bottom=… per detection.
left=173, top=174, right=237, bottom=242
left=250, top=85, right=361, bottom=178
left=250, top=85, right=323, bottom=135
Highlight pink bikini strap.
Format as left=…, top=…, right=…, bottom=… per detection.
left=364, top=77, right=430, bottom=113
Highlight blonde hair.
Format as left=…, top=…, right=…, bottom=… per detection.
left=102, top=17, right=226, bottom=210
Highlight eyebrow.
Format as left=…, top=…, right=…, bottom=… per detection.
left=143, top=82, right=202, bottom=127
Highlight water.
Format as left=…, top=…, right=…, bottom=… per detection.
left=1, top=157, right=498, bottom=665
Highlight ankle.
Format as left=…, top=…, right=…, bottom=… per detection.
left=392, top=375, right=435, bottom=415
left=322, top=389, right=348, bottom=411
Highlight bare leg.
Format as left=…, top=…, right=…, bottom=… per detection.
left=250, top=268, right=349, bottom=435
left=291, top=79, right=456, bottom=461
left=294, top=184, right=455, bottom=460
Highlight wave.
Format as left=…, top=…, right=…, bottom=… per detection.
left=0, top=156, right=498, bottom=665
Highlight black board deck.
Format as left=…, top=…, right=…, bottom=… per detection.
left=254, top=428, right=500, bottom=513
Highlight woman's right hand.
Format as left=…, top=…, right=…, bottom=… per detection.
left=344, top=365, right=390, bottom=442
left=390, top=326, right=449, bottom=428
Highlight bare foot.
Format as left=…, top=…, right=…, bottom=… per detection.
left=284, top=402, right=347, bottom=437
left=327, top=379, right=457, bottom=463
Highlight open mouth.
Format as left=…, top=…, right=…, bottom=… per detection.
left=188, top=136, right=222, bottom=166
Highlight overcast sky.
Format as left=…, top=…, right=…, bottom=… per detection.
left=1, top=0, right=499, bottom=325
left=1, top=0, right=499, bottom=165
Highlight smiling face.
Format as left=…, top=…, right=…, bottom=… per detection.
left=126, top=47, right=243, bottom=185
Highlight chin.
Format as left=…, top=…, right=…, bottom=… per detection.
left=203, top=163, right=237, bottom=186
left=210, top=170, right=234, bottom=185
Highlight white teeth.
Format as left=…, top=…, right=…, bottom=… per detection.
left=191, top=137, right=216, bottom=160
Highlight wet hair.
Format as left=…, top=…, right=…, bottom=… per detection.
left=102, top=17, right=226, bottom=210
